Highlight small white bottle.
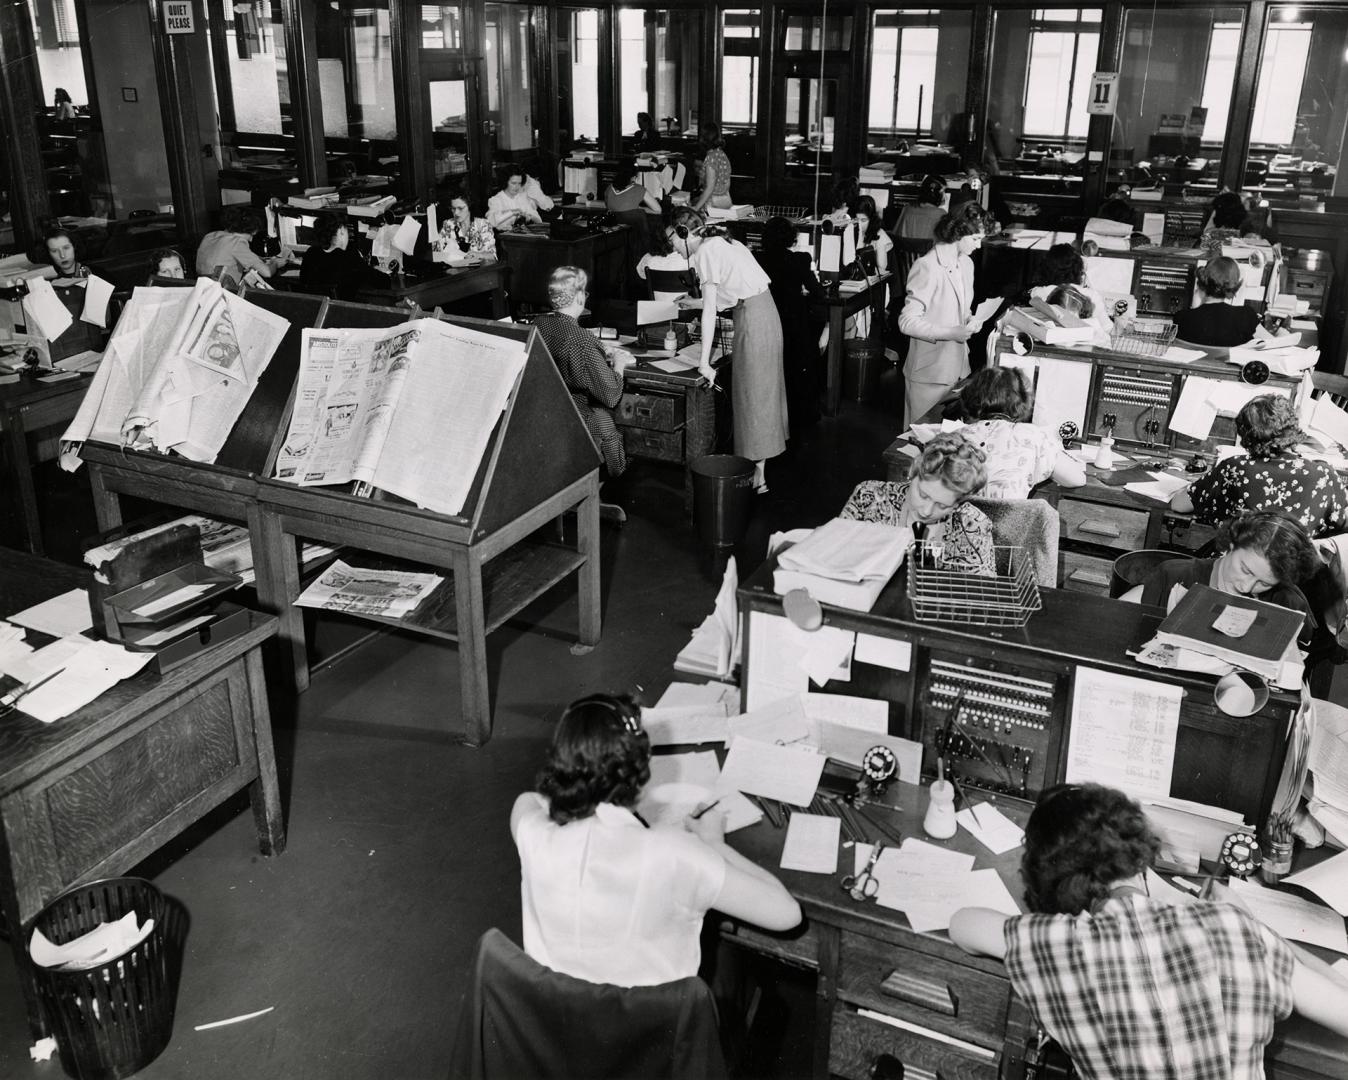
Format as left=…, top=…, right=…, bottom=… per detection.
left=924, top=779, right=958, bottom=839
left=663, top=326, right=678, bottom=351
left=1094, top=436, right=1115, bottom=470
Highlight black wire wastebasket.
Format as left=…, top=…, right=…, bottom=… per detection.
left=29, top=877, right=188, bottom=1080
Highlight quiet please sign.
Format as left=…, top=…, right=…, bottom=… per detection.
left=163, top=0, right=194, bottom=33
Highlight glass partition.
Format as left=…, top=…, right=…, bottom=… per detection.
left=1244, top=4, right=1348, bottom=207
left=484, top=3, right=542, bottom=159
left=421, top=4, right=463, bottom=51
left=317, top=0, right=398, bottom=188
left=211, top=0, right=288, bottom=137
left=721, top=9, right=759, bottom=134
left=1110, top=6, right=1242, bottom=197
left=556, top=8, right=600, bottom=146
left=616, top=7, right=703, bottom=141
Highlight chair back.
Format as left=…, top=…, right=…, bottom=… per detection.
left=647, top=268, right=696, bottom=298
left=894, top=237, right=933, bottom=287
left=965, top=496, right=1060, bottom=588
left=448, top=928, right=727, bottom=1080
left=1311, top=370, right=1348, bottom=411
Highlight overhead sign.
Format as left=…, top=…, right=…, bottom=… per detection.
left=163, top=1, right=194, bottom=34
left=1087, top=72, right=1119, bottom=116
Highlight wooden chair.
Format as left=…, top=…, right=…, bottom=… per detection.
left=1310, top=370, right=1348, bottom=410
left=646, top=268, right=696, bottom=298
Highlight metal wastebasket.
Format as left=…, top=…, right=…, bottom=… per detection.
left=30, top=877, right=188, bottom=1080
left=1109, top=549, right=1192, bottom=598
left=843, top=338, right=883, bottom=403
left=691, top=455, right=756, bottom=562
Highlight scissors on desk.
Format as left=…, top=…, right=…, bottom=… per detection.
left=841, top=840, right=885, bottom=902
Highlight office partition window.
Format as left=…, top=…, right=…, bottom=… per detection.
left=557, top=8, right=601, bottom=145
left=722, top=9, right=760, bottom=133
left=211, top=0, right=288, bottom=137
left=421, top=4, right=464, bottom=50
left=867, top=8, right=971, bottom=150
left=1109, top=6, right=1243, bottom=197
left=483, top=4, right=542, bottom=156
left=616, top=8, right=703, bottom=138
left=318, top=0, right=397, bottom=154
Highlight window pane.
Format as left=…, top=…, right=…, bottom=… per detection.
left=782, top=13, right=851, bottom=53
left=1251, top=25, right=1311, bottom=145
left=618, top=8, right=646, bottom=130
left=1200, top=24, right=1241, bottom=142
left=652, top=10, right=701, bottom=134
left=484, top=4, right=540, bottom=155
left=215, top=0, right=288, bottom=136
left=1023, top=32, right=1074, bottom=136
left=421, top=5, right=462, bottom=50
left=557, top=9, right=600, bottom=143
left=722, top=9, right=759, bottom=132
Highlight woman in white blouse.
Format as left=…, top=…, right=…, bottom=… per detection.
left=487, top=166, right=554, bottom=230
left=671, top=208, right=789, bottom=493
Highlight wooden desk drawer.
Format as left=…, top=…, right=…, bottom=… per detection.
left=621, top=426, right=683, bottom=463
left=1060, top=550, right=1114, bottom=595
left=1058, top=497, right=1150, bottom=552
left=1286, top=270, right=1328, bottom=303
left=837, top=932, right=1009, bottom=1048
left=616, top=390, right=682, bottom=431
left=829, top=1007, right=1000, bottom=1080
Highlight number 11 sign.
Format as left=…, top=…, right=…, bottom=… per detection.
left=1087, top=72, right=1119, bottom=116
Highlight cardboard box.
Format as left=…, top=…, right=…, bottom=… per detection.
left=102, top=562, right=242, bottom=642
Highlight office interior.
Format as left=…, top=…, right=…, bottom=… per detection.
left=6, top=2, right=1348, bottom=1079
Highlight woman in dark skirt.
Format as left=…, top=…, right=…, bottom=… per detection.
left=755, top=216, right=826, bottom=429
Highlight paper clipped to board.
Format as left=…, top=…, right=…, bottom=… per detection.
left=1065, top=666, right=1181, bottom=801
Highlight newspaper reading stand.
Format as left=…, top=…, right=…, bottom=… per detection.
left=255, top=310, right=603, bottom=746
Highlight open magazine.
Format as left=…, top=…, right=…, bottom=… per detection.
left=60, top=278, right=288, bottom=464
left=272, top=318, right=527, bottom=518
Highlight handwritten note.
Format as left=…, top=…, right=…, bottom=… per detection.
left=1065, top=666, right=1181, bottom=800
left=719, top=736, right=825, bottom=807
left=1213, top=605, right=1258, bottom=638
left=956, top=803, right=1025, bottom=854
left=780, top=813, right=841, bottom=873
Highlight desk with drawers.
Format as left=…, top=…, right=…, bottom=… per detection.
left=619, top=360, right=717, bottom=513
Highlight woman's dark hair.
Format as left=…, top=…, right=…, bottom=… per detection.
left=855, top=195, right=882, bottom=244
left=54, top=87, right=72, bottom=105
left=1212, top=191, right=1247, bottom=229
left=829, top=176, right=860, bottom=215
left=610, top=162, right=637, bottom=189
left=761, top=215, right=797, bottom=253
left=1216, top=510, right=1319, bottom=588
left=1236, top=394, right=1303, bottom=457
left=1096, top=195, right=1134, bottom=225
left=149, top=247, right=184, bottom=275
left=960, top=366, right=1033, bottom=423
left=647, top=220, right=676, bottom=257
left=443, top=184, right=485, bottom=221
left=42, top=224, right=75, bottom=249
left=1046, top=284, right=1094, bottom=319
left=536, top=694, right=651, bottom=824
left=698, top=121, right=723, bottom=151
left=311, top=214, right=346, bottom=250
left=221, top=206, right=262, bottom=236
left=910, top=431, right=987, bottom=496
left=1197, top=255, right=1243, bottom=300
left=1035, top=243, right=1085, bottom=288
left=1021, top=783, right=1160, bottom=915
left=919, top=174, right=945, bottom=206
left=497, top=164, right=526, bottom=191
left=933, top=201, right=993, bottom=244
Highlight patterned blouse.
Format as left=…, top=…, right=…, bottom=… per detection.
left=959, top=419, right=1060, bottom=500
left=532, top=312, right=627, bottom=477
left=702, top=148, right=732, bottom=198
left=1188, top=452, right=1348, bottom=537
left=439, top=217, right=497, bottom=258
left=840, top=480, right=996, bottom=575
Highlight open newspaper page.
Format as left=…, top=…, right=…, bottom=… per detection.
left=120, top=279, right=287, bottom=461
left=369, top=318, right=528, bottom=516
left=273, top=322, right=422, bottom=486
left=59, top=286, right=197, bottom=467
left=294, top=559, right=442, bottom=619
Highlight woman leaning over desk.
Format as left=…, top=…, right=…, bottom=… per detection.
left=898, top=201, right=995, bottom=428
left=840, top=432, right=996, bottom=575
left=1171, top=394, right=1348, bottom=537
left=511, top=694, right=800, bottom=987
left=674, top=208, right=788, bottom=493
left=950, top=783, right=1348, bottom=1080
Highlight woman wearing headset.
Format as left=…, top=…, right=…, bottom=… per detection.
left=671, top=208, right=788, bottom=493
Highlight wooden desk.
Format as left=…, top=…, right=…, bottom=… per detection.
left=720, top=782, right=1348, bottom=1079
left=0, top=549, right=283, bottom=1037
left=497, top=227, right=630, bottom=313
left=0, top=372, right=92, bottom=554
left=619, top=358, right=718, bottom=514
left=811, top=276, right=891, bottom=417
left=354, top=262, right=510, bottom=319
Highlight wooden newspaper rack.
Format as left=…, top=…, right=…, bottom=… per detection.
left=80, top=291, right=603, bottom=743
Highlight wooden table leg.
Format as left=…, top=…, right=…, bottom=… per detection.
left=453, top=547, right=492, bottom=746
left=824, top=306, right=846, bottom=417
left=243, top=646, right=286, bottom=855
left=254, top=511, right=309, bottom=693
left=489, top=278, right=509, bottom=319
left=5, top=413, right=43, bottom=554
left=0, top=870, right=47, bottom=1038
left=576, top=480, right=602, bottom=647
left=86, top=465, right=124, bottom=531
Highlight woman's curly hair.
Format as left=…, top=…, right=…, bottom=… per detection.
left=311, top=213, right=347, bottom=251
left=933, top=201, right=994, bottom=244
left=910, top=431, right=988, bottom=496
left=1021, top=783, right=1160, bottom=915
left=1236, top=394, right=1303, bottom=458
left=536, top=694, right=651, bottom=824
left=960, top=366, right=1033, bottom=423
left=1216, top=510, right=1319, bottom=588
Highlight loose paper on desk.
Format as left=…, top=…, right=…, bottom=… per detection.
left=642, top=701, right=731, bottom=746
left=1285, top=848, right=1348, bottom=916
left=854, top=633, right=912, bottom=672
left=728, top=694, right=813, bottom=746
left=9, top=589, right=92, bottom=638
left=21, top=278, right=73, bottom=341
left=1223, top=878, right=1348, bottom=954
left=803, top=692, right=887, bottom=733
left=650, top=355, right=699, bottom=373
left=854, top=838, right=975, bottom=879
left=392, top=215, right=421, bottom=256
left=1169, top=376, right=1222, bottom=441
left=720, top=736, right=825, bottom=807
left=957, top=803, right=1025, bottom=854
left=657, top=681, right=739, bottom=711
left=79, top=274, right=114, bottom=328
left=1084, top=256, right=1134, bottom=299
left=880, top=868, right=1021, bottom=932
left=1030, top=355, right=1093, bottom=434
left=1309, top=698, right=1348, bottom=810
left=637, top=300, right=681, bottom=324
left=1065, top=666, right=1181, bottom=800
left=1124, top=472, right=1190, bottom=503
left=966, top=297, right=1003, bottom=332
left=18, top=639, right=153, bottom=724
left=780, top=813, right=840, bottom=873
left=1310, top=396, right=1348, bottom=450
left=648, top=750, right=722, bottom=792
left=1161, top=345, right=1207, bottom=364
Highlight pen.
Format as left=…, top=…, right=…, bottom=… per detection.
left=0, top=666, right=65, bottom=710
left=949, top=774, right=984, bottom=827
left=691, top=799, right=721, bottom=820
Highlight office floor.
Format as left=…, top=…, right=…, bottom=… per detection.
left=0, top=372, right=905, bottom=1079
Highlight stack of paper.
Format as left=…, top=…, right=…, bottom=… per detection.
left=774, top=518, right=910, bottom=611
left=1307, top=697, right=1348, bottom=846
left=705, top=204, right=755, bottom=221
left=635, top=750, right=762, bottom=832
left=848, top=840, right=1021, bottom=931
left=675, top=557, right=739, bottom=678
left=1308, top=395, right=1348, bottom=453
left=294, top=560, right=442, bottom=620
left=1152, top=583, right=1305, bottom=682
left=0, top=636, right=152, bottom=723
left=1227, top=340, right=1318, bottom=376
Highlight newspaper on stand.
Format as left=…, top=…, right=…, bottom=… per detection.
left=295, top=559, right=442, bottom=620
left=273, top=318, right=527, bottom=517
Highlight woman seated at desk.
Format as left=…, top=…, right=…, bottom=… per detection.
left=196, top=206, right=293, bottom=288
left=893, top=175, right=946, bottom=241
left=604, top=163, right=663, bottom=217
left=297, top=215, right=390, bottom=301
left=841, top=432, right=996, bottom=575
left=636, top=228, right=692, bottom=298
left=1027, top=243, right=1113, bottom=336
left=950, top=783, right=1348, bottom=1080
left=957, top=367, right=1086, bottom=499
left=438, top=191, right=497, bottom=260
left=1171, top=395, right=1348, bottom=537
left=1122, top=510, right=1319, bottom=639
left=147, top=248, right=186, bottom=282
left=1173, top=257, right=1264, bottom=347
left=487, top=166, right=554, bottom=230
left=511, top=693, right=801, bottom=987
left=854, top=196, right=892, bottom=278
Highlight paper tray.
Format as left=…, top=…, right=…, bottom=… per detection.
left=102, top=562, right=242, bottom=637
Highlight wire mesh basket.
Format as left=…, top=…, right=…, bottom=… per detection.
left=746, top=205, right=810, bottom=222
left=907, top=543, right=1042, bottom=627
left=1109, top=317, right=1178, bottom=357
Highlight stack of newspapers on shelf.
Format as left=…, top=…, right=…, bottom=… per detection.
left=1307, top=698, right=1348, bottom=849
left=772, top=518, right=911, bottom=613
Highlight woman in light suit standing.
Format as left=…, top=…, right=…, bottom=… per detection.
left=898, top=202, right=994, bottom=427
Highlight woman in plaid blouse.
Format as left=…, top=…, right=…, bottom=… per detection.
left=950, top=784, right=1348, bottom=1080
